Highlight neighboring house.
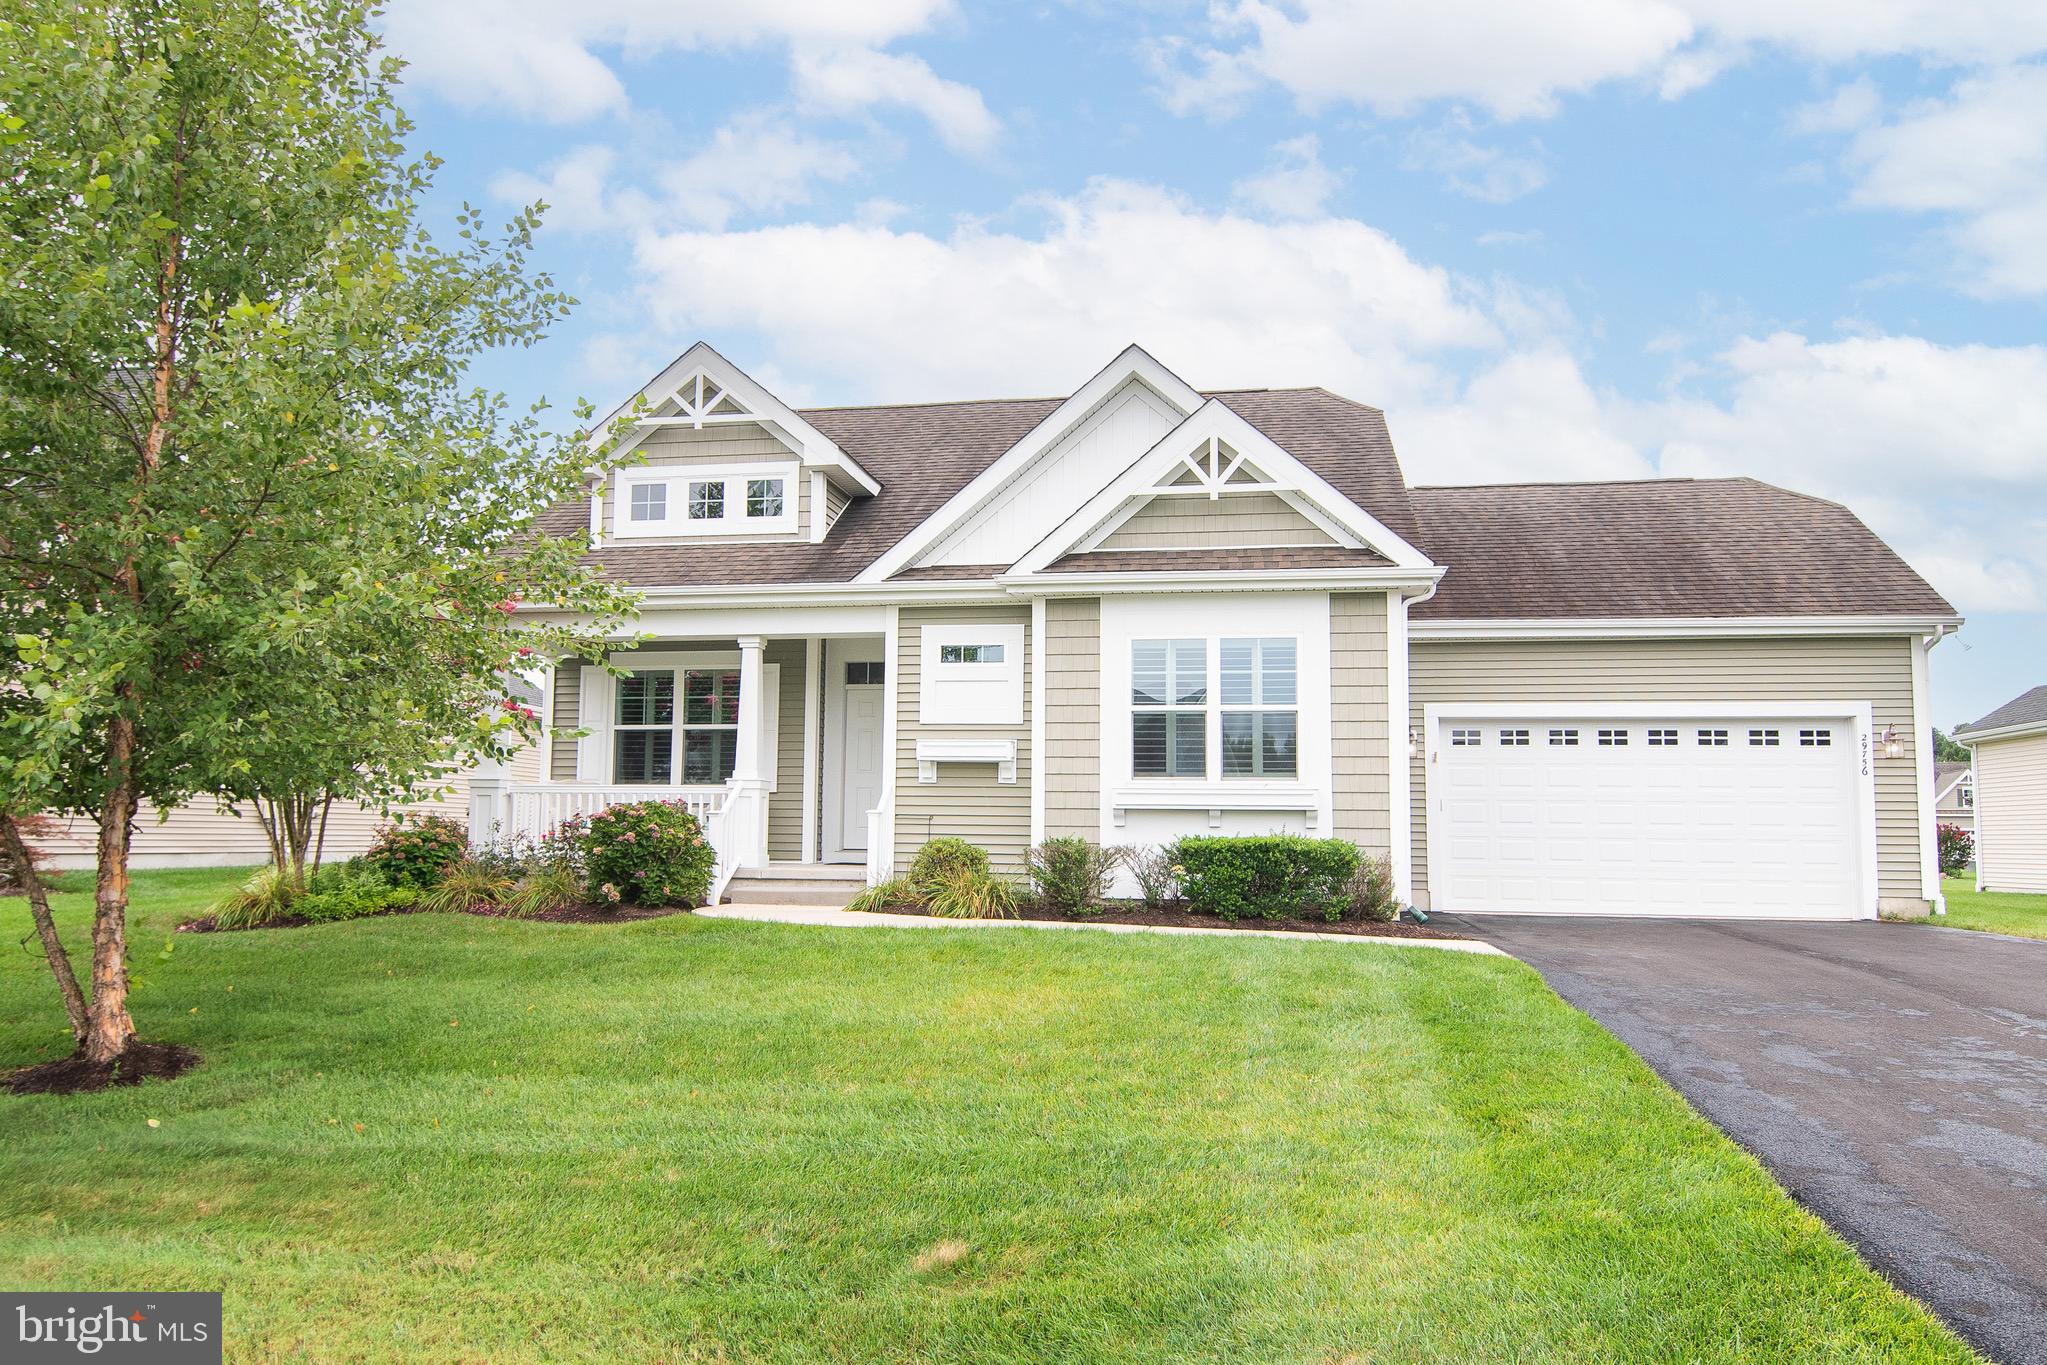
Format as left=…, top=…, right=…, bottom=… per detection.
left=1955, top=685, right=2047, bottom=894
left=484, top=341, right=1960, bottom=920
left=1933, top=761, right=1975, bottom=835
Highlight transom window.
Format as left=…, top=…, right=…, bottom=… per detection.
left=687, top=480, right=724, bottom=520
left=1548, top=728, right=1579, bottom=746
left=1450, top=728, right=1482, bottom=747
left=1132, top=639, right=1207, bottom=777
left=845, top=661, right=885, bottom=685
left=1499, top=728, right=1531, bottom=746
left=1220, top=638, right=1297, bottom=777
left=1798, top=728, right=1832, bottom=747
left=1698, top=728, right=1729, bottom=746
left=939, top=643, right=1005, bottom=664
left=613, top=668, right=740, bottom=785
left=1597, top=728, right=1629, bottom=746
left=1749, top=728, right=1780, bottom=747
left=1647, top=728, right=1679, bottom=747
left=629, top=483, right=666, bottom=523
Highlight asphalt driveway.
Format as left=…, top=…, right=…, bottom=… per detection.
left=1437, top=914, right=2047, bottom=1365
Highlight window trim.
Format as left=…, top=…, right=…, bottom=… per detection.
left=1129, top=635, right=1301, bottom=780
left=611, top=462, right=800, bottom=538
left=587, top=650, right=778, bottom=792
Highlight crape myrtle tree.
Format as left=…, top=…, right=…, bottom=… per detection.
left=0, top=0, right=637, bottom=1073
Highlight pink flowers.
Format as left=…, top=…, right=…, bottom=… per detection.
left=495, top=596, right=521, bottom=614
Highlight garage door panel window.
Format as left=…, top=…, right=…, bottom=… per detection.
left=1499, top=728, right=1531, bottom=746
left=1799, top=728, right=1832, bottom=747
left=1749, top=728, right=1781, bottom=747
left=1698, top=728, right=1729, bottom=746
left=1647, top=727, right=1679, bottom=747
left=1597, top=728, right=1629, bottom=746
left=1451, top=728, right=1482, bottom=747
left=1548, top=728, right=1579, bottom=746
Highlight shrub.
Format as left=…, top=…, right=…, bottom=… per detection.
left=1341, top=852, right=1399, bottom=923
left=908, top=837, right=988, bottom=889
left=1129, top=844, right=1181, bottom=909
left=1024, top=838, right=1122, bottom=916
left=1171, top=835, right=1360, bottom=921
left=209, top=864, right=302, bottom=930
left=364, top=815, right=470, bottom=888
left=418, top=859, right=514, bottom=914
left=848, top=877, right=917, bottom=913
left=1938, top=823, right=1975, bottom=877
left=298, top=881, right=418, bottom=923
left=925, top=864, right=1019, bottom=919
left=569, top=799, right=717, bottom=907
left=504, top=864, right=584, bottom=918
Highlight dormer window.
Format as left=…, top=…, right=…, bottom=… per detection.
left=688, top=480, right=724, bottom=520
left=614, top=464, right=798, bottom=538
left=629, top=483, right=666, bottom=523
left=746, top=478, right=784, bottom=519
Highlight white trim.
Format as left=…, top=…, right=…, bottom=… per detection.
left=1385, top=589, right=1413, bottom=906
left=587, top=486, right=603, bottom=548
left=1911, top=631, right=1944, bottom=912
left=1030, top=594, right=1047, bottom=846
left=1010, top=400, right=1435, bottom=576
left=916, top=737, right=1017, bottom=784
left=808, top=470, right=829, bottom=544
left=1000, top=568, right=1442, bottom=597
left=612, top=463, right=800, bottom=539
left=537, top=664, right=556, bottom=786
left=1412, top=614, right=1965, bottom=640
left=1955, top=718, right=2047, bottom=745
left=858, top=344, right=1203, bottom=582
left=1932, top=769, right=1972, bottom=805
left=880, top=606, right=901, bottom=866
left=918, top=622, right=1025, bottom=725
left=1421, top=700, right=1880, bottom=920
left=800, top=637, right=821, bottom=861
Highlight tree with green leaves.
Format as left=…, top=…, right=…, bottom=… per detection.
left=1932, top=729, right=1970, bottom=764
left=0, top=0, right=636, bottom=1079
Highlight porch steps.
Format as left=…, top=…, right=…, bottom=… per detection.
left=721, top=864, right=867, bottom=908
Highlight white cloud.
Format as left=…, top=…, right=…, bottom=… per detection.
left=380, top=0, right=967, bottom=124
left=1398, top=349, right=1653, bottom=485
left=1230, top=135, right=1344, bottom=219
left=1789, top=76, right=1883, bottom=135
left=1828, top=64, right=2047, bottom=296
left=491, top=115, right=859, bottom=234
left=1158, top=0, right=2047, bottom=122
left=1404, top=120, right=1549, bottom=202
left=791, top=47, right=1000, bottom=155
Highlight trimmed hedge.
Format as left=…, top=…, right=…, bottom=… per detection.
left=1171, top=835, right=1360, bottom=922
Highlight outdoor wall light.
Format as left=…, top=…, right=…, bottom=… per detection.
left=1882, top=723, right=1902, bottom=759
left=1408, top=727, right=1420, bottom=760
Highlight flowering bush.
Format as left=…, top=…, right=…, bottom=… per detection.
left=364, top=814, right=470, bottom=888
left=562, top=800, right=716, bottom=908
left=1938, top=823, right=1975, bottom=877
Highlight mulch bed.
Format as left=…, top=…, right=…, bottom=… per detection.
left=178, top=902, right=693, bottom=933
left=8, top=1040, right=201, bottom=1095
left=873, top=901, right=1466, bottom=940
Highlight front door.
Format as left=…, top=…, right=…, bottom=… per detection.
left=839, top=685, right=884, bottom=854
left=823, top=641, right=887, bottom=862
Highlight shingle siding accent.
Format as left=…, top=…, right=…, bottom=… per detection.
left=604, top=424, right=811, bottom=546
left=1974, top=733, right=2047, bottom=893
left=1097, top=493, right=1335, bottom=550
left=1406, top=636, right=1927, bottom=905
left=766, top=640, right=807, bottom=861
left=894, top=604, right=1033, bottom=875
left=1043, top=597, right=1101, bottom=841
left=1331, top=594, right=1391, bottom=852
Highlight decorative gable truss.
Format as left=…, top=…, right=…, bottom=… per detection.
left=1006, top=399, right=1438, bottom=578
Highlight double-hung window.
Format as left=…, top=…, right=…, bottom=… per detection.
left=1131, top=639, right=1207, bottom=777
left=1220, top=638, right=1298, bottom=777
left=613, top=668, right=740, bottom=785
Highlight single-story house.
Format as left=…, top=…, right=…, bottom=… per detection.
left=484, top=341, right=1960, bottom=921
left=1954, top=685, right=2047, bottom=894
left=1933, top=761, right=1975, bottom=835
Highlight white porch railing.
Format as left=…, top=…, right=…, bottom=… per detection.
left=864, top=786, right=895, bottom=885
left=472, top=782, right=740, bottom=906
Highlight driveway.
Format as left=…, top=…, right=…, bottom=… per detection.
left=1437, top=914, right=2047, bottom=1365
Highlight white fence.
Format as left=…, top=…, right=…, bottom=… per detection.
left=471, top=782, right=739, bottom=905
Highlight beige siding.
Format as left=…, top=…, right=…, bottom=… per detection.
left=823, top=481, right=852, bottom=535
left=606, top=423, right=809, bottom=544
left=1043, top=597, right=1102, bottom=840
left=895, top=605, right=1033, bottom=875
left=549, top=663, right=583, bottom=781
left=1975, top=732, right=2047, bottom=893
left=1407, top=636, right=1927, bottom=905
left=1097, top=493, right=1336, bottom=550
left=1331, top=593, right=1391, bottom=852
left=766, top=640, right=808, bottom=861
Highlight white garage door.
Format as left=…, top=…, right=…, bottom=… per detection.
left=1434, top=716, right=1865, bottom=919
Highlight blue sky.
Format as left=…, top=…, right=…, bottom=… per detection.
left=377, top=1, right=2046, bottom=728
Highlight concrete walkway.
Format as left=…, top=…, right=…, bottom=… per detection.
left=698, top=903, right=1506, bottom=954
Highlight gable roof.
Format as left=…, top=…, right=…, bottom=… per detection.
left=1213, top=389, right=1418, bottom=549
left=1956, top=684, right=2047, bottom=738
left=1408, top=478, right=1955, bottom=621
left=1933, top=761, right=1973, bottom=804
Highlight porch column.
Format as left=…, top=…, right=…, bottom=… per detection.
left=729, top=635, right=772, bottom=868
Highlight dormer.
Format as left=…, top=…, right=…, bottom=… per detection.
left=587, top=342, right=878, bottom=548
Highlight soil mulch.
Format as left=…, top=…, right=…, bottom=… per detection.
left=178, top=901, right=694, bottom=933
left=8, top=1040, right=201, bottom=1095
left=871, top=901, right=1467, bottom=940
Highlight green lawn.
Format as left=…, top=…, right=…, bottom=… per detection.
left=1939, top=874, right=2047, bottom=940
left=1, top=868, right=1974, bottom=1363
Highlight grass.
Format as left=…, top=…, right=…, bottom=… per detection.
left=1, top=868, right=1977, bottom=1363
left=1938, top=874, right=2047, bottom=940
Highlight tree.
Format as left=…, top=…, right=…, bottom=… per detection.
left=0, top=0, right=636, bottom=1079
left=1932, top=729, right=1970, bottom=763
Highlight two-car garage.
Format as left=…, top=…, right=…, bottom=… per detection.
left=1423, top=706, right=1877, bottom=920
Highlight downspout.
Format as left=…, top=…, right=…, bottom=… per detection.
left=1918, top=622, right=1954, bottom=915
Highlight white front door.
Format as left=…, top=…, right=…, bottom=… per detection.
left=840, top=686, right=884, bottom=854
left=1433, top=714, right=1867, bottom=918
left=823, top=641, right=887, bottom=862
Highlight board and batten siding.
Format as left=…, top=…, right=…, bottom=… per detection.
left=1097, top=493, right=1335, bottom=551
left=604, top=423, right=809, bottom=545
left=1974, top=731, right=2047, bottom=893
left=894, top=604, right=1033, bottom=874
left=766, top=640, right=808, bottom=861
left=1331, top=593, right=1392, bottom=853
left=1407, top=636, right=1927, bottom=907
left=1043, top=597, right=1102, bottom=840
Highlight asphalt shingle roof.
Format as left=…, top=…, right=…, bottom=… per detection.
left=1957, top=685, right=2047, bottom=735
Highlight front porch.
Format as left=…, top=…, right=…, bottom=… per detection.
left=468, top=633, right=893, bottom=901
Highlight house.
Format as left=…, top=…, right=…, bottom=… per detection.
left=1954, top=685, right=2047, bottom=894
left=482, top=341, right=1961, bottom=920
left=1933, top=761, right=1975, bottom=835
